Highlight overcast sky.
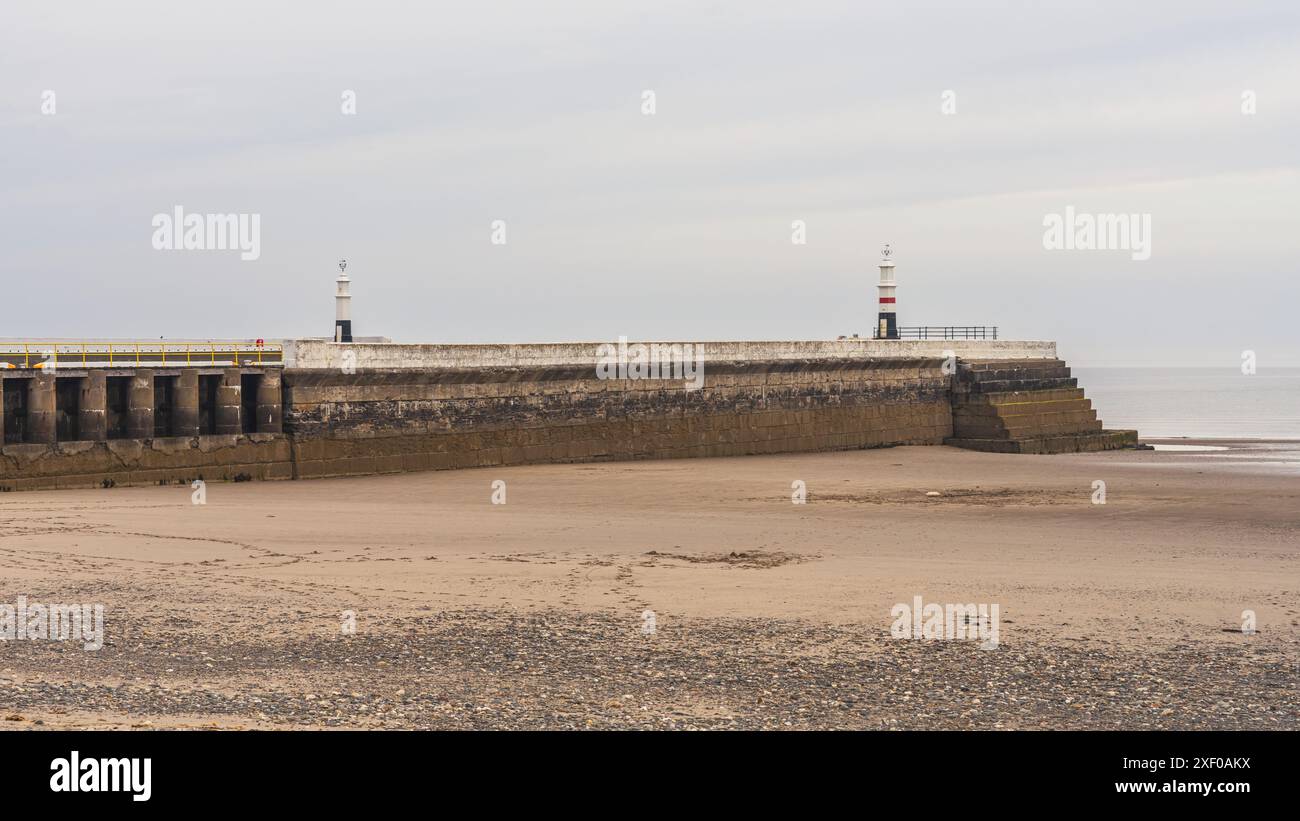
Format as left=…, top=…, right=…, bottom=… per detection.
left=3, top=1, right=1298, bottom=365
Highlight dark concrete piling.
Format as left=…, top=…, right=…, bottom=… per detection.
left=215, top=368, right=243, bottom=435
left=79, top=372, right=107, bottom=441
left=257, top=370, right=283, bottom=434
left=26, top=374, right=57, bottom=444
left=127, top=369, right=155, bottom=439
left=126, top=368, right=154, bottom=439
left=173, top=370, right=201, bottom=437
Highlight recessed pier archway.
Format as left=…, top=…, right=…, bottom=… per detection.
left=105, top=376, right=130, bottom=439
left=0, top=365, right=282, bottom=446
left=55, top=377, right=80, bottom=442
left=3, top=377, right=31, bottom=444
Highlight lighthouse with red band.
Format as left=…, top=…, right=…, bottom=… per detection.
left=876, top=243, right=898, bottom=340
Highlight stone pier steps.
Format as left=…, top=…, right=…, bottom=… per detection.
left=953, top=360, right=1080, bottom=394
left=946, top=359, right=1136, bottom=454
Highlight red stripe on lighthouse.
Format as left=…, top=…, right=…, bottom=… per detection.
left=878, top=297, right=896, bottom=304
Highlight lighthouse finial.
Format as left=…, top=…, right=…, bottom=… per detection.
left=881, top=243, right=892, bottom=259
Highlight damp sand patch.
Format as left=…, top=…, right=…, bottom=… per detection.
left=806, top=488, right=1077, bottom=507
left=643, top=550, right=810, bottom=569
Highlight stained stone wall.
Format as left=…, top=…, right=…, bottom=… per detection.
left=280, top=358, right=954, bottom=480
left=0, top=435, right=291, bottom=492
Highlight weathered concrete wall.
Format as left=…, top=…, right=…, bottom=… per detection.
left=0, top=435, right=292, bottom=492
left=281, top=358, right=953, bottom=479
left=281, top=338, right=1056, bottom=370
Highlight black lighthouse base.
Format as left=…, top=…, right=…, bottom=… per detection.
left=876, top=312, right=898, bottom=340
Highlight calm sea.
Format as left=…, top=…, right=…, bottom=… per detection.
left=1072, top=367, right=1300, bottom=440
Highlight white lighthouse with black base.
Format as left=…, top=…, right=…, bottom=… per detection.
left=335, top=259, right=353, bottom=343
left=876, top=244, right=898, bottom=340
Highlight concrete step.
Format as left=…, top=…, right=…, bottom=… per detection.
left=964, top=365, right=1072, bottom=384
left=1001, top=410, right=1100, bottom=431
left=1004, top=419, right=1103, bottom=439
left=978, top=388, right=1086, bottom=405
left=958, top=359, right=1066, bottom=372
left=941, top=436, right=1021, bottom=453
left=953, top=397, right=1093, bottom=418
left=954, top=415, right=1101, bottom=440
left=998, top=406, right=1098, bottom=427
left=945, top=429, right=1138, bottom=454
left=962, top=376, right=1079, bottom=393
left=1016, top=430, right=1138, bottom=454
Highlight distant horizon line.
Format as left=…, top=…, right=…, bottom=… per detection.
left=1072, top=363, right=1300, bottom=369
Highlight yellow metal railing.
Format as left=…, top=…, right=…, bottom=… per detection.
left=4, top=341, right=282, bottom=370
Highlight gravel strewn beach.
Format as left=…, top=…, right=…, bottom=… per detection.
left=2, top=608, right=1296, bottom=730
left=2, top=442, right=1297, bottom=730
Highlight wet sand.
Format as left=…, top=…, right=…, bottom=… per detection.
left=1, top=442, right=1297, bottom=729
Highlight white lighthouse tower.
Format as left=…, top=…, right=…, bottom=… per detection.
left=876, top=244, right=898, bottom=340
left=335, top=259, right=353, bottom=343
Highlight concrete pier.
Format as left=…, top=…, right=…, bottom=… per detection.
left=79, top=372, right=107, bottom=441
left=26, top=374, right=57, bottom=444
left=173, top=370, right=201, bottom=437
left=216, top=369, right=243, bottom=435
left=0, top=340, right=1135, bottom=491
left=127, top=369, right=155, bottom=439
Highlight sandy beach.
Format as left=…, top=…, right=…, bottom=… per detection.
left=2, top=441, right=1296, bottom=730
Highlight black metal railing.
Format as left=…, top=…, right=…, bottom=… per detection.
left=873, top=326, right=998, bottom=340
